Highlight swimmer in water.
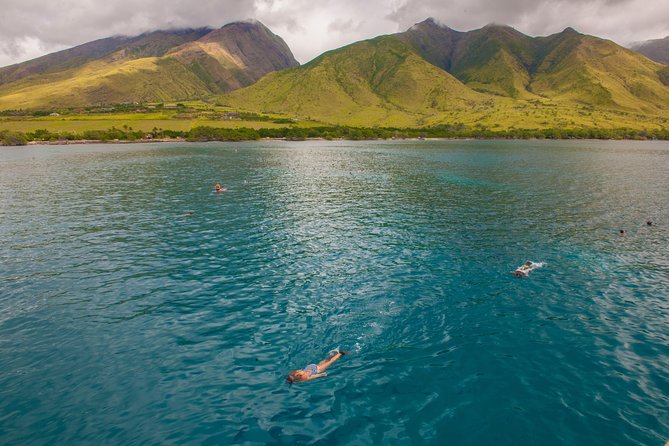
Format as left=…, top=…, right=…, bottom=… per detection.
left=179, top=212, right=194, bottom=217
left=647, top=220, right=653, bottom=226
left=286, top=348, right=350, bottom=384
left=620, top=229, right=625, bottom=235
left=215, top=182, right=223, bottom=191
left=512, top=261, right=539, bottom=278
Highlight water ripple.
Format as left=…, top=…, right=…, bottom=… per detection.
left=1, top=140, right=668, bottom=445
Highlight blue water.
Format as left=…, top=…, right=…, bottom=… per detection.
left=1, top=140, right=668, bottom=445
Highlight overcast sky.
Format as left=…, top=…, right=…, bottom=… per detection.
left=1, top=0, right=669, bottom=67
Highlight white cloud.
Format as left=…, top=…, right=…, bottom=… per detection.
left=253, top=0, right=401, bottom=62
left=0, top=0, right=668, bottom=67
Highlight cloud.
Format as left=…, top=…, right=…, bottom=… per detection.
left=1, top=0, right=669, bottom=67
left=0, top=0, right=255, bottom=65
left=385, top=0, right=669, bottom=45
left=253, top=0, right=400, bottom=62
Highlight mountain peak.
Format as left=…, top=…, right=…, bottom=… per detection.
left=411, top=17, right=452, bottom=31
left=482, top=22, right=513, bottom=30
left=197, top=19, right=298, bottom=67
left=218, top=19, right=266, bottom=31
left=202, top=20, right=283, bottom=43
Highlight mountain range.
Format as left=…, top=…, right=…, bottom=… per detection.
left=1, top=19, right=668, bottom=130
left=0, top=21, right=297, bottom=109
left=221, top=19, right=669, bottom=127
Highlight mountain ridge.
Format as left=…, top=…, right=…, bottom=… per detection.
left=0, top=28, right=214, bottom=85
left=631, top=36, right=669, bottom=65
left=0, top=18, right=668, bottom=133
left=221, top=35, right=492, bottom=127
left=218, top=19, right=669, bottom=128
left=0, top=21, right=298, bottom=109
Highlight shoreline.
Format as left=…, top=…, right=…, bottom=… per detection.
left=19, top=136, right=668, bottom=146
left=26, top=138, right=187, bottom=145
left=22, top=138, right=374, bottom=145
left=5, top=125, right=668, bottom=146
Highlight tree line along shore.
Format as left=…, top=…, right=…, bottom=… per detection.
left=2, top=125, right=669, bottom=146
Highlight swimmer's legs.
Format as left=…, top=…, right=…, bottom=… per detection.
left=316, top=350, right=345, bottom=373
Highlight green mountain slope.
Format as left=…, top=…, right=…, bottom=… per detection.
left=531, top=35, right=669, bottom=112
left=218, top=20, right=669, bottom=129
left=0, top=28, right=212, bottom=86
left=398, top=19, right=557, bottom=98
left=167, top=21, right=299, bottom=92
left=0, top=21, right=298, bottom=109
left=220, top=36, right=495, bottom=127
left=398, top=19, right=669, bottom=112
left=2, top=17, right=667, bottom=131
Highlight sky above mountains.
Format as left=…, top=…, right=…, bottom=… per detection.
left=1, top=0, right=668, bottom=68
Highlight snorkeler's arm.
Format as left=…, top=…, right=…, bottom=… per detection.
left=307, top=372, right=328, bottom=380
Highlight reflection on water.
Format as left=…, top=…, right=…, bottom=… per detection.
left=0, top=140, right=668, bottom=445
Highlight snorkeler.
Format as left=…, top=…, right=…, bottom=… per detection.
left=512, top=261, right=539, bottom=278
left=286, top=348, right=350, bottom=384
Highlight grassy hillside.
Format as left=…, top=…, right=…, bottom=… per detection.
left=0, top=22, right=298, bottom=110
left=217, top=22, right=669, bottom=130
left=399, top=20, right=669, bottom=112
left=0, top=29, right=212, bottom=86
left=220, top=37, right=497, bottom=127
left=2, top=19, right=668, bottom=133
left=0, top=58, right=214, bottom=109
left=399, top=20, right=552, bottom=98
left=531, top=35, right=669, bottom=113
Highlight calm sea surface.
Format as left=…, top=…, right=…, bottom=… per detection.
left=0, top=140, right=668, bottom=445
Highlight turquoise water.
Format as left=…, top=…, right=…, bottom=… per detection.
left=1, top=140, right=668, bottom=445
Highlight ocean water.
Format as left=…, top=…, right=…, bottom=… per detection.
left=0, top=140, right=668, bottom=445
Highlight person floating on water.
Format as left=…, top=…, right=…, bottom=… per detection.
left=215, top=181, right=227, bottom=192
left=286, top=348, right=350, bottom=384
left=512, top=261, right=540, bottom=278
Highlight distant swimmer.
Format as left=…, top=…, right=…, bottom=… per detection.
left=512, top=261, right=541, bottom=278
left=286, top=348, right=350, bottom=384
left=179, top=212, right=194, bottom=217
left=620, top=229, right=626, bottom=235
left=647, top=220, right=653, bottom=226
left=214, top=182, right=227, bottom=192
